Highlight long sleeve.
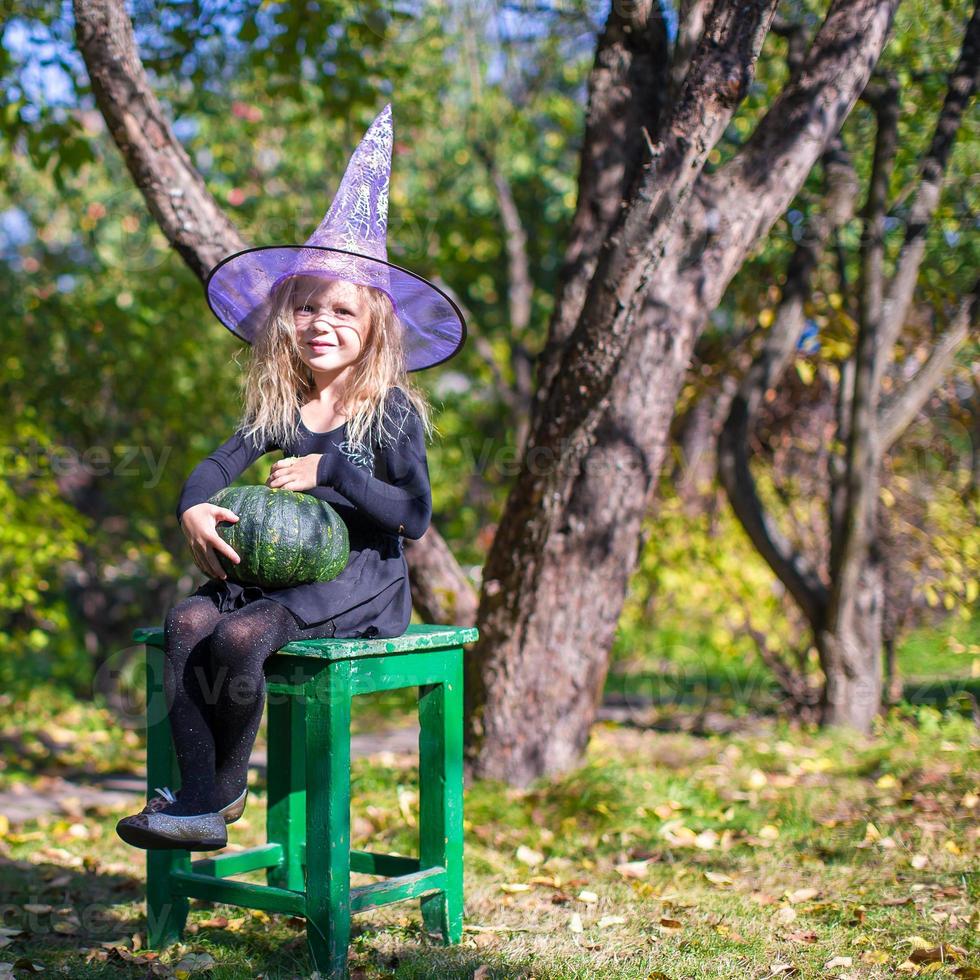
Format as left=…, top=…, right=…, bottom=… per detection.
left=176, top=429, right=278, bottom=525
left=315, top=390, right=432, bottom=540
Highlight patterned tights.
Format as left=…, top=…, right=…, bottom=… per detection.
left=159, top=594, right=336, bottom=816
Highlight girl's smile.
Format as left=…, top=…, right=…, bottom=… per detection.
left=292, top=276, right=371, bottom=373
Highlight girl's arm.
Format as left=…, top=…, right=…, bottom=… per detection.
left=177, top=430, right=278, bottom=525
left=315, top=394, right=432, bottom=540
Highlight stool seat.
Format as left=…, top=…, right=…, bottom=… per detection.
left=133, top=622, right=478, bottom=979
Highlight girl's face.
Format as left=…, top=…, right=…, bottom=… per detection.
left=292, top=277, right=372, bottom=376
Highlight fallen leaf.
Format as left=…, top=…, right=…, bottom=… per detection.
left=705, top=871, right=734, bottom=887
left=577, top=890, right=598, bottom=903
left=568, top=912, right=583, bottom=933
left=516, top=844, right=544, bottom=867
left=499, top=883, right=530, bottom=894
left=767, top=963, right=797, bottom=976
left=776, top=906, right=797, bottom=924
left=597, top=915, right=626, bottom=928
left=615, top=860, right=651, bottom=879
left=860, top=951, right=890, bottom=965
left=825, top=956, right=852, bottom=968
left=659, top=918, right=683, bottom=930
left=909, top=943, right=966, bottom=964
left=787, top=888, right=818, bottom=904
left=174, top=952, right=216, bottom=978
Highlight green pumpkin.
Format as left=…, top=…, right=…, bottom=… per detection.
left=208, top=485, right=350, bottom=589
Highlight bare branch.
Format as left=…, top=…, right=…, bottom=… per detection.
left=718, top=138, right=858, bottom=628
left=472, top=140, right=536, bottom=442
left=668, top=0, right=712, bottom=106
left=878, top=283, right=978, bottom=451
left=873, top=0, right=980, bottom=394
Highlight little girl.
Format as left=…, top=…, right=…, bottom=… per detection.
left=116, top=104, right=466, bottom=851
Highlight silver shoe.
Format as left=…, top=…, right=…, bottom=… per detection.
left=218, top=786, right=248, bottom=825
left=116, top=786, right=227, bottom=851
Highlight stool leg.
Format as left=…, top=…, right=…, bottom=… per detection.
left=266, top=670, right=306, bottom=892
left=418, top=647, right=464, bottom=944
left=304, top=660, right=352, bottom=980
left=144, top=644, right=190, bottom=949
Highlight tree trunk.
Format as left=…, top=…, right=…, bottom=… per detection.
left=467, top=0, right=901, bottom=785
left=817, top=551, right=885, bottom=730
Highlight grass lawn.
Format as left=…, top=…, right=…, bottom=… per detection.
left=0, top=618, right=976, bottom=978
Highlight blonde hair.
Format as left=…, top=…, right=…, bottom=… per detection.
left=232, top=274, right=435, bottom=458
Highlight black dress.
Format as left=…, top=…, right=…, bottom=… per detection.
left=175, top=386, right=431, bottom=639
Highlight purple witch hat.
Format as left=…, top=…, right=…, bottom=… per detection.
left=204, top=103, right=466, bottom=373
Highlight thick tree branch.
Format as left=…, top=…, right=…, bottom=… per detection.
left=708, top=0, right=899, bottom=250
left=827, top=71, right=899, bottom=627
left=73, top=0, right=244, bottom=278
left=528, top=0, right=777, bottom=495
left=532, top=0, right=671, bottom=406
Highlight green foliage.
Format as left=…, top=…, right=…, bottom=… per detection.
left=619, top=480, right=804, bottom=672
left=0, top=413, right=90, bottom=690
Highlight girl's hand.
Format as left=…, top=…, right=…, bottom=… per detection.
left=266, top=453, right=323, bottom=492
left=179, top=502, right=242, bottom=580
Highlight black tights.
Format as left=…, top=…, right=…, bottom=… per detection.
left=160, top=595, right=337, bottom=816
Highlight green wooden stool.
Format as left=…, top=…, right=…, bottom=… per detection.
left=131, top=622, right=478, bottom=979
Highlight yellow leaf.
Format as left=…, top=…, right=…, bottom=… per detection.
left=568, top=912, right=584, bottom=933
left=500, top=883, right=530, bottom=893
left=577, top=890, right=598, bottom=903
left=861, top=951, right=890, bottom=964
left=759, top=824, right=780, bottom=840
left=796, top=360, right=815, bottom=385
left=876, top=774, right=899, bottom=789
left=529, top=875, right=561, bottom=888
left=864, top=822, right=881, bottom=842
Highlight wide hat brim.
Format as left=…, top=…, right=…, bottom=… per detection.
left=205, top=243, right=467, bottom=373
